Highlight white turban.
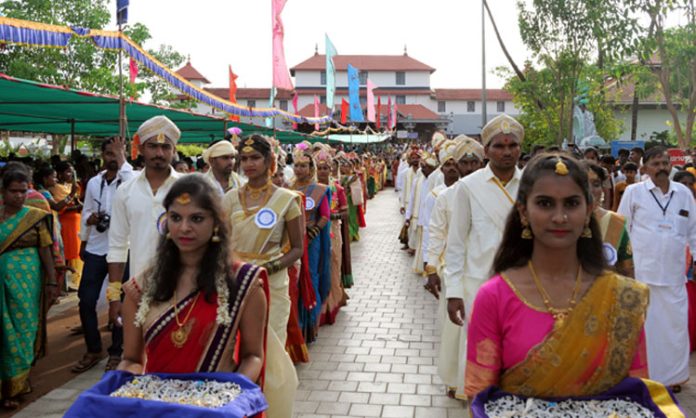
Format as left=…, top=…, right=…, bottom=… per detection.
left=202, top=140, right=237, bottom=164
left=136, top=115, right=181, bottom=145
left=438, top=140, right=458, bottom=164
left=453, top=135, right=485, bottom=162
left=481, top=114, right=524, bottom=146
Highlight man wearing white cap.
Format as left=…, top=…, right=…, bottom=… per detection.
left=442, top=114, right=523, bottom=396
left=107, top=115, right=183, bottom=327
left=202, top=140, right=245, bottom=195
left=424, top=135, right=484, bottom=398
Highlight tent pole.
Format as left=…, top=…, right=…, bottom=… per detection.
left=70, top=119, right=76, bottom=152
left=118, top=23, right=126, bottom=140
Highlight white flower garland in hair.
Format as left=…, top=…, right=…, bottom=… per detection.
left=214, top=269, right=232, bottom=325
left=134, top=274, right=153, bottom=327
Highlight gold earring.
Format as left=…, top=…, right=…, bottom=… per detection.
left=211, top=226, right=221, bottom=243
left=521, top=219, right=533, bottom=240
left=581, top=219, right=592, bottom=238
left=166, top=232, right=171, bottom=240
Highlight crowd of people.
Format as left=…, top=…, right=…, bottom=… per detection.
left=2, top=109, right=694, bottom=415
left=0, top=115, right=395, bottom=416
left=396, top=113, right=692, bottom=413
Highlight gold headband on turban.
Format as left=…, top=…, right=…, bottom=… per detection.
left=453, top=135, right=485, bottom=162
left=431, top=131, right=447, bottom=150
left=202, top=140, right=237, bottom=164
left=422, top=151, right=439, bottom=168
left=481, top=113, right=524, bottom=146
left=438, top=140, right=458, bottom=164
left=136, top=115, right=181, bottom=145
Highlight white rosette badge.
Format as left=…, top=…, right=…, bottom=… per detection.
left=255, top=208, right=277, bottom=229
left=603, top=243, right=618, bottom=266
left=305, top=197, right=315, bottom=211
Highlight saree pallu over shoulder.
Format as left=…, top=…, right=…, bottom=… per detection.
left=142, top=263, right=265, bottom=375
left=0, top=206, right=52, bottom=254
left=228, top=187, right=301, bottom=261
left=500, top=273, right=649, bottom=398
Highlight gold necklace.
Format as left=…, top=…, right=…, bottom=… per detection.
left=528, top=261, right=582, bottom=329
left=170, top=290, right=200, bottom=348
left=240, top=185, right=274, bottom=217
left=246, top=180, right=272, bottom=200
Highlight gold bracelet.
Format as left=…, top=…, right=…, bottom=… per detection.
left=424, top=265, right=438, bottom=275
left=106, top=281, right=122, bottom=302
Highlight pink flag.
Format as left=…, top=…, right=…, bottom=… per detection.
left=366, top=79, right=376, bottom=122
left=292, top=92, right=299, bottom=129
left=129, top=57, right=138, bottom=84
left=272, top=0, right=294, bottom=90
left=314, top=95, right=320, bottom=131
left=391, top=99, right=398, bottom=129
left=376, top=96, right=382, bottom=130
left=387, top=96, right=393, bottom=130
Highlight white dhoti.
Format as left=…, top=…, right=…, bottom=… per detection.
left=644, top=283, right=689, bottom=386
left=407, top=217, right=419, bottom=249
left=436, top=277, right=463, bottom=391
left=264, top=269, right=298, bottom=418
left=412, top=226, right=425, bottom=274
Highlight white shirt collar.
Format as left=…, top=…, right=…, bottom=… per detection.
left=482, top=163, right=522, bottom=184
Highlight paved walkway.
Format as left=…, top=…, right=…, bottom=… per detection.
left=7, top=188, right=696, bottom=417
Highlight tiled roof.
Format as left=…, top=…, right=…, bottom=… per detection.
left=205, top=87, right=294, bottom=100
left=175, top=61, right=210, bottom=83
left=298, top=103, right=332, bottom=117
left=291, top=54, right=436, bottom=73
left=433, top=89, right=512, bottom=101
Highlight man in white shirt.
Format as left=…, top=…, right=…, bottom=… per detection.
left=443, top=114, right=524, bottom=388
left=427, top=132, right=448, bottom=190
left=618, top=146, right=696, bottom=389
left=410, top=151, right=439, bottom=273
left=107, top=115, right=183, bottom=327
left=424, top=136, right=484, bottom=398
left=399, top=149, right=420, bottom=250
left=202, top=140, right=244, bottom=194
left=73, top=137, right=135, bottom=373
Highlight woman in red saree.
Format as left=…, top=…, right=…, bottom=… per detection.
left=118, top=174, right=267, bottom=386
left=465, top=154, right=682, bottom=416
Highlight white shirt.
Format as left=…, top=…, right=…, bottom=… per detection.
left=420, top=183, right=446, bottom=266
left=405, top=171, right=424, bottom=220
left=400, top=167, right=418, bottom=214
left=107, top=168, right=183, bottom=277
left=427, top=185, right=456, bottom=270
left=429, top=168, right=444, bottom=190
left=618, top=179, right=696, bottom=286
left=443, top=165, right=522, bottom=302
left=79, top=163, right=135, bottom=256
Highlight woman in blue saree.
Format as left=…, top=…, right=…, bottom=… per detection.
left=290, top=143, right=331, bottom=343
left=1, top=169, right=57, bottom=409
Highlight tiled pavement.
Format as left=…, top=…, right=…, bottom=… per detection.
left=292, top=190, right=467, bottom=418
left=9, top=188, right=696, bottom=417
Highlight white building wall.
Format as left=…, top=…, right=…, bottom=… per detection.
left=613, top=108, right=685, bottom=141
left=294, top=70, right=431, bottom=89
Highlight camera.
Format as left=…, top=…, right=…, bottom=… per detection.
left=96, top=213, right=111, bottom=233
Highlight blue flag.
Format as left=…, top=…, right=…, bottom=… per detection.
left=325, top=34, right=338, bottom=112
left=347, top=64, right=364, bottom=122
left=265, top=87, right=276, bottom=128
left=116, top=0, right=129, bottom=25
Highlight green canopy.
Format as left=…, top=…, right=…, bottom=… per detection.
left=0, top=73, right=309, bottom=144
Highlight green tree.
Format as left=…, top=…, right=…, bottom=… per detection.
left=507, top=0, right=644, bottom=145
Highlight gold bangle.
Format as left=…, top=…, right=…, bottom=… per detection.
left=424, top=265, right=438, bottom=275
left=106, top=281, right=122, bottom=302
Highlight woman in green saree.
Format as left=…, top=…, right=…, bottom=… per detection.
left=0, top=169, right=57, bottom=409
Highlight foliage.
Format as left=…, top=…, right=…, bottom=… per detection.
left=176, top=144, right=205, bottom=157
left=504, top=0, right=648, bottom=145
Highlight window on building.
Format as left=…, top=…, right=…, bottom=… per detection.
left=279, top=100, right=288, bottom=111
left=360, top=97, right=367, bottom=106
left=396, top=71, right=406, bottom=85
left=467, top=101, right=475, bottom=112
left=247, top=100, right=256, bottom=108
left=320, top=70, right=326, bottom=86
left=437, top=101, right=446, bottom=113
left=497, top=101, right=505, bottom=112
left=359, top=71, right=368, bottom=85
left=396, top=95, right=406, bottom=105
left=320, top=96, right=326, bottom=104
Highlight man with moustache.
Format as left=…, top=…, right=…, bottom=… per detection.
left=107, top=116, right=183, bottom=331
left=442, top=114, right=524, bottom=397
left=72, top=137, right=135, bottom=373
left=619, top=146, right=696, bottom=391
left=424, top=136, right=484, bottom=398
left=202, top=139, right=245, bottom=194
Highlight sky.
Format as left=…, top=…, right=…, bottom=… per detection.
left=107, top=0, right=532, bottom=90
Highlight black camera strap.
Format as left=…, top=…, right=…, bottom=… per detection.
left=97, top=174, right=123, bottom=213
